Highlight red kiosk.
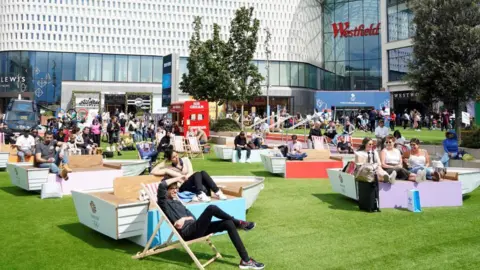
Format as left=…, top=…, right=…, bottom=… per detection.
left=170, top=100, right=210, bottom=137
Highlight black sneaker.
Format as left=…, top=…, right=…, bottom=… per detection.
left=239, top=258, right=265, bottom=269
left=239, top=221, right=256, bottom=231
left=117, top=152, right=122, bottom=156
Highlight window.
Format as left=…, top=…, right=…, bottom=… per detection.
left=279, top=62, right=290, bottom=86
left=127, top=56, right=140, bottom=82
left=290, top=62, right=299, bottom=87
left=75, top=53, right=89, bottom=80
left=115, top=55, right=128, bottom=82
left=140, top=56, right=153, bottom=83
left=102, top=54, right=115, bottom=81
left=387, top=0, right=415, bottom=42
left=388, top=46, right=413, bottom=82
left=152, top=57, right=163, bottom=83
left=88, top=54, right=102, bottom=81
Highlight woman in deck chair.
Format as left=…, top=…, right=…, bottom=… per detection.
left=158, top=177, right=265, bottom=270
left=151, top=150, right=227, bottom=202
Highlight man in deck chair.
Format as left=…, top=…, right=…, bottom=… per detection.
left=35, top=131, right=72, bottom=180
left=158, top=177, right=265, bottom=269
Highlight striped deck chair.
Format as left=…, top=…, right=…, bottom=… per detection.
left=173, top=136, right=189, bottom=158
left=186, top=137, right=204, bottom=159
left=133, top=183, right=222, bottom=270
left=311, top=135, right=329, bottom=150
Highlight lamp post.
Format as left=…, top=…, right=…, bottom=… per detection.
left=264, top=27, right=272, bottom=125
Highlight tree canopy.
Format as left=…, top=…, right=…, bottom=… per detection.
left=406, top=0, right=480, bottom=139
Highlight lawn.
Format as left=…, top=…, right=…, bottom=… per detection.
left=1, top=150, right=480, bottom=269
left=278, top=128, right=447, bottom=145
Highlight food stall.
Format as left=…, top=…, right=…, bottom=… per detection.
left=170, top=100, right=210, bottom=137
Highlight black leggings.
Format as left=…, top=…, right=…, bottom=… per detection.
left=182, top=205, right=249, bottom=262
left=384, top=167, right=411, bottom=180
left=179, top=171, right=219, bottom=196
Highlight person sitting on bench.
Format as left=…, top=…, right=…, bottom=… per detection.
left=195, top=128, right=208, bottom=145
left=157, top=177, right=265, bottom=270
left=251, top=128, right=264, bottom=149
left=234, top=131, right=251, bottom=163
left=287, top=135, right=307, bottom=160
left=16, top=130, right=35, bottom=162
left=355, top=137, right=396, bottom=184
left=152, top=150, right=227, bottom=202
left=137, top=142, right=158, bottom=170
left=35, top=131, right=72, bottom=180
left=157, top=129, right=173, bottom=159
left=336, top=135, right=353, bottom=154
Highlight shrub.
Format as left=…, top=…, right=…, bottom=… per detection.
left=461, top=128, right=480, bottom=148
left=211, top=118, right=241, bottom=132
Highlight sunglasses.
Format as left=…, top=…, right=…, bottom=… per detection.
left=386, top=141, right=394, bottom=144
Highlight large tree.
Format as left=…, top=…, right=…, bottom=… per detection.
left=180, top=17, right=234, bottom=120
left=227, top=7, right=263, bottom=129
left=405, top=0, right=480, bottom=141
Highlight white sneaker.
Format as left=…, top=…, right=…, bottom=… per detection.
left=246, top=159, right=251, bottom=163
left=389, top=170, right=397, bottom=184
left=415, top=170, right=426, bottom=183
left=215, top=190, right=227, bottom=200
left=197, top=192, right=211, bottom=202
left=191, top=195, right=199, bottom=202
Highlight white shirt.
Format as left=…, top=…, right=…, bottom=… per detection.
left=287, top=141, right=303, bottom=154
left=16, top=135, right=35, bottom=150
left=355, top=150, right=381, bottom=165
left=260, top=122, right=269, bottom=132
left=375, top=126, right=389, bottom=138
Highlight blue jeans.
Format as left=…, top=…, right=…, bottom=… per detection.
left=37, top=152, right=69, bottom=175
left=441, top=152, right=458, bottom=168
left=410, top=166, right=434, bottom=180
left=17, top=150, right=33, bottom=162
left=287, top=153, right=307, bottom=160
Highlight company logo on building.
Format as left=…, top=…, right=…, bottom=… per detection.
left=0, top=75, right=26, bottom=83
left=350, top=93, right=356, bottom=102
left=332, top=22, right=381, bottom=38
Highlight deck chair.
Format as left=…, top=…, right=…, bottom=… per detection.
left=133, top=183, right=222, bottom=270
left=312, top=135, right=329, bottom=150
left=173, top=136, right=189, bottom=158
left=186, top=137, right=204, bottom=159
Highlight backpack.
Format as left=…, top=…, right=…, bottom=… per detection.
left=128, top=123, right=134, bottom=132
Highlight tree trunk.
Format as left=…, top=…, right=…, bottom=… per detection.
left=455, top=101, right=462, bottom=144
left=215, top=102, right=219, bottom=122
left=241, top=104, right=244, bottom=130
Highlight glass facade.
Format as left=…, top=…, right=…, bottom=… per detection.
left=387, top=46, right=412, bottom=82
left=323, top=0, right=382, bottom=90
left=179, top=57, right=326, bottom=90
left=387, top=0, right=415, bottom=42
left=0, top=51, right=163, bottom=106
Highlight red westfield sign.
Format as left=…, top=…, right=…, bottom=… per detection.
left=332, top=22, right=381, bottom=38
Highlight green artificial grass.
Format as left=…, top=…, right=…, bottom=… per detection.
left=276, top=128, right=447, bottom=145
left=1, top=151, right=480, bottom=269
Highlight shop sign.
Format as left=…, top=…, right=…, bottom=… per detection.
left=332, top=22, right=381, bottom=38
left=0, top=74, right=27, bottom=91
left=190, top=101, right=204, bottom=109
left=393, top=91, right=419, bottom=100
left=75, top=93, right=100, bottom=109
left=127, top=94, right=151, bottom=108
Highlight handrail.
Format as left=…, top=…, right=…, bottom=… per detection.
left=288, top=118, right=310, bottom=130
left=246, top=117, right=269, bottom=129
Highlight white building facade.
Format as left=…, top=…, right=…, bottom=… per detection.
left=0, top=0, right=387, bottom=115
